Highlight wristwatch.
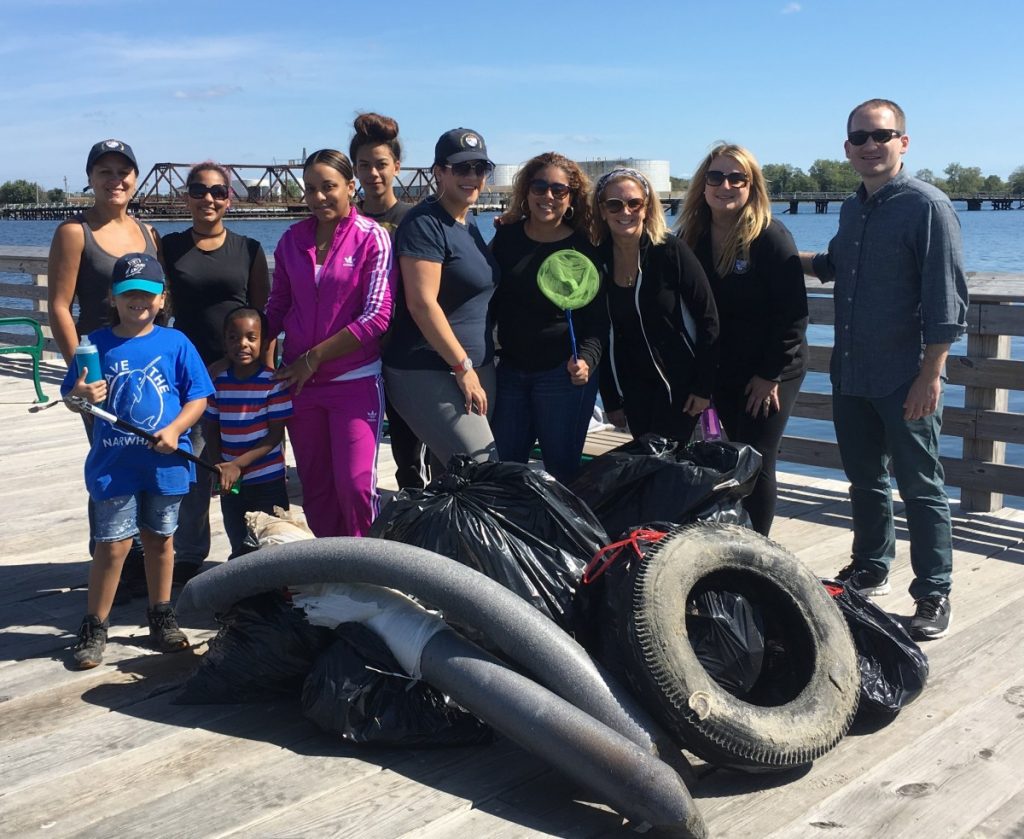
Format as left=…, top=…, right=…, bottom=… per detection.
left=451, top=357, right=473, bottom=373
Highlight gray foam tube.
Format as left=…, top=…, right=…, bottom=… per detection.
left=178, top=537, right=687, bottom=775
left=421, top=628, right=706, bottom=838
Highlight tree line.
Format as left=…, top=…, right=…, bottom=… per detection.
left=0, top=179, right=66, bottom=204
left=670, top=162, right=1024, bottom=197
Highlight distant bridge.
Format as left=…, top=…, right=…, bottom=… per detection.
left=770, top=192, right=1023, bottom=214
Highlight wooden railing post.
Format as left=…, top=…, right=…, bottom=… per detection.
left=959, top=309, right=1011, bottom=512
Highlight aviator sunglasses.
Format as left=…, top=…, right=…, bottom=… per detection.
left=706, top=170, right=750, bottom=188
left=187, top=183, right=230, bottom=200
left=528, top=178, right=572, bottom=199
left=847, top=129, right=903, bottom=146
left=602, top=197, right=645, bottom=214
left=445, top=160, right=494, bottom=177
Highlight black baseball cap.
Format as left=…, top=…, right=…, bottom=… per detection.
left=111, top=253, right=165, bottom=296
left=86, top=139, right=139, bottom=175
left=433, top=128, right=492, bottom=167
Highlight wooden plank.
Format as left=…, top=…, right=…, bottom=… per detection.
left=220, top=740, right=549, bottom=839
left=764, top=674, right=1024, bottom=838
left=963, top=787, right=1024, bottom=838
left=697, top=584, right=1024, bottom=837
left=974, top=301, right=1024, bottom=337
left=947, top=355, right=1024, bottom=391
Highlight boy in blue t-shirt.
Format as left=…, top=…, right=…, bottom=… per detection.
left=63, top=253, right=214, bottom=669
left=204, top=307, right=292, bottom=557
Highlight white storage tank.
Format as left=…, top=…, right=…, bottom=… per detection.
left=489, top=163, right=521, bottom=188
left=578, top=158, right=671, bottom=194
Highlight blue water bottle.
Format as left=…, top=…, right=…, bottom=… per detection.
left=74, top=337, right=102, bottom=384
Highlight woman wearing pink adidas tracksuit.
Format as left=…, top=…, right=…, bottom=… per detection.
left=267, top=149, right=392, bottom=537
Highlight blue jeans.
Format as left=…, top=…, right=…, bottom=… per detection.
left=492, top=362, right=600, bottom=485
left=832, top=378, right=953, bottom=599
left=173, top=423, right=213, bottom=566
left=93, top=492, right=183, bottom=541
left=219, top=477, right=290, bottom=558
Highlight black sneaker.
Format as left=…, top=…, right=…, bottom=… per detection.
left=836, top=563, right=891, bottom=597
left=147, top=602, right=190, bottom=653
left=910, top=595, right=951, bottom=641
left=73, top=614, right=108, bottom=669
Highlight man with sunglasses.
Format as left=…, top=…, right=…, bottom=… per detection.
left=800, top=98, right=968, bottom=642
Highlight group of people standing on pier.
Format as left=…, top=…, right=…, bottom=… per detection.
left=51, top=97, right=967, bottom=670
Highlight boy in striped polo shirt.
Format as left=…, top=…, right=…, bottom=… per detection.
left=205, top=307, right=293, bottom=556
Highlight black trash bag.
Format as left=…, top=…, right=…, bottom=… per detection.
left=824, top=580, right=929, bottom=715
left=176, top=591, right=335, bottom=704
left=569, top=435, right=762, bottom=536
left=686, top=590, right=766, bottom=696
left=302, top=622, right=493, bottom=747
left=370, top=456, right=608, bottom=632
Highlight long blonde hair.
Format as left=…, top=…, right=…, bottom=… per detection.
left=677, top=143, right=771, bottom=277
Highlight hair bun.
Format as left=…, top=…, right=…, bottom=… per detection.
left=353, top=112, right=399, bottom=143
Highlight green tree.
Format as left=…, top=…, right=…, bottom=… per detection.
left=46, top=187, right=66, bottom=203
left=762, top=163, right=813, bottom=194
left=1009, top=166, right=1024, bottom=196
left=915, top=168, right=936, bottom=184
left=981, top=174, right=1005, bottom=193
left=943, top=163, right=983, bottom=194
left=0, top=179, right=40, bottom=203
left=669, top=175, right=689, bottom=192
left=807, top=159, right=860, bottom=193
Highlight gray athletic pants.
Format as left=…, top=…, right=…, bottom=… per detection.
left=383, top=364, right=497, bottom=472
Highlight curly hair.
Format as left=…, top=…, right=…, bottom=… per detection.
left=499, top=152, right=592, bottom=233
left=676, top=143, right=771, bottom=277
left=589, top=168, right=667, bottom=246
left=186, top=160, right=232, bottom=192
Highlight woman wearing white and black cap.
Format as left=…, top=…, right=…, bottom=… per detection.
left=47, top=138, right=160, bottom=594
left=382, top=127, right=501, bottom=470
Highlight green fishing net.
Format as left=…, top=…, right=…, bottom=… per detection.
left=536, top=250, right=600, bottom=310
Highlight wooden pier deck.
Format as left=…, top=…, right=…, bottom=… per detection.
left=2, top=357, right=1024, bottom=839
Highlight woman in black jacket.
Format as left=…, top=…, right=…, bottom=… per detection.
left=677, top=143, right=808, bottom=535
left=592, top=168, right=719, bottom=442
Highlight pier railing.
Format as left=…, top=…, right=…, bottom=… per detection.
left=2, top=245, right=1021, bottom=512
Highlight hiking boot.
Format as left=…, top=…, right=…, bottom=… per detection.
left=147, top=602, right=190, bottom=653
left=910, top=595, right=951, bottom=641
left=73, top=614, right=108, bottom=669
left=836, top=563, right=891, bottom=597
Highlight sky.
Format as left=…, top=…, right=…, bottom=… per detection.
left=2, top=0, right=1022, bottom=190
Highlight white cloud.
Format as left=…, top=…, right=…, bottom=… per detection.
left=781, top=2, right=802, bottom=13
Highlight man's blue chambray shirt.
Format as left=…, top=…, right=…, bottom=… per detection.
left=811, top=168, right=968, bottom=398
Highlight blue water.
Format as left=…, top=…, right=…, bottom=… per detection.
left=3, top=206, right=1022, bottom=502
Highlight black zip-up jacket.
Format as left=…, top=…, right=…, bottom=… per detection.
left=599, top=233, right=719, bottom=412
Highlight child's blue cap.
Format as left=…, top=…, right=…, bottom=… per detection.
left=112, top=253, right=165, bottom=296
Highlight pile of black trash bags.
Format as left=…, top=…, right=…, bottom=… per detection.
left=176, top=434, right=928, bottom=747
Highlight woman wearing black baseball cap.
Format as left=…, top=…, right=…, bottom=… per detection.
left=47, top=138, right=159, bottom=592
left=382, top=128, right=501, bottom=471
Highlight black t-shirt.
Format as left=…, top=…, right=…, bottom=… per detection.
left=162, top=229, right=264, bottom=364
left=693, top=219, right=808, bottom=384
left=360, top=201, right=411, bottom=241
left=383, top=199, right=499, bottom=371
left=491, top=220, right=604, bottom=372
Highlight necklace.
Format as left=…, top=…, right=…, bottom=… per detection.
left=190, top=226, right=224, bottom=239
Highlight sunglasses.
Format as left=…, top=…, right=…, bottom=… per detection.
left=445, top=161, right=494, bottom=177
left=602, top=197, right=645, bottom=214
left=187, top=183, right=230, bottom=200
left=705, top=170, right=750, bottom=188
left=528, top=178, right=571, bottom=199
left=847, top=129, right=903, bottom=146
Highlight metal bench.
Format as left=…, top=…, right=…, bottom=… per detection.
left=0, top=317, right=49, bottom=402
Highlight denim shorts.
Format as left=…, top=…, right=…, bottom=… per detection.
left=93, top=492, right=184, bottom=542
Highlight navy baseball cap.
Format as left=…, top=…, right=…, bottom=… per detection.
left=86, top=139, right=139, bottom=174
left=111, top=253, right=165, bottom=296
left=433, top=128, right=492, bottom=166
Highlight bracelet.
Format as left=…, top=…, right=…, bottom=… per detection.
left=303, top=351, right=315, bottom=373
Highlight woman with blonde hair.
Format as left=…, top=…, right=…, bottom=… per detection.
left=592, top=168, right=719, bottom=442
left=490, top=152, right=603, bottom=484
left=677, top=143, right=808, bottom=535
